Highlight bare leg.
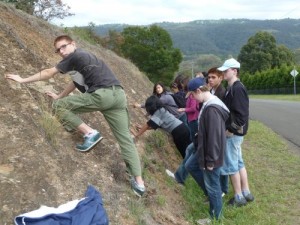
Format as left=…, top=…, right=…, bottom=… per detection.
left=240, top=167, right=250, bottom=191
left=77, top=123, right=94, bottom=135
left=230, top=172, right=242, bottom=195
left=135, top=176, right=144, bottom=186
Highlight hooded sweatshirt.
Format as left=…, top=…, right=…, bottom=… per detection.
left=196, top=96, right=230, bottom=169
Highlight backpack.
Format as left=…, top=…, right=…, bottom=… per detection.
left=170, top=93, right=186, bottom=108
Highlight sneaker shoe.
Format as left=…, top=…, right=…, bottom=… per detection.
left=130, top=178, right=145, bottom=197
left=196, top=218, right=211, bottom=225
left=227, top=196, right=247, bottom=207
left=165, top=169, right=175, bottom=179
left=165, top=169, right=185, bottom=186
left=76, top=131, right=103, bottom=152
left=244, top=193, right=255, bottom=202
left=222, top=192, right=226, bottom=197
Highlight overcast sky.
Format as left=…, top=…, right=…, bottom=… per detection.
left=52, top=0, right=300, bottom=27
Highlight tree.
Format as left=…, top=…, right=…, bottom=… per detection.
left=101, top=30, right=124, bottom=56
left=121, top=25, right=182, bottom=84
left=238, top=31, right=294, bottom=74
left=69, top=22, right=103, bottom=46
left=294, top=48, right=300, bottom=65
left=194, top=54, right=222, bottom=72
left=2, top=0, right=73, bottom=21
left=34, top=0, right=73, bottom=21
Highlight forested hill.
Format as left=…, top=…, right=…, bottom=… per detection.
left=94, top=19, right=300, bottom=57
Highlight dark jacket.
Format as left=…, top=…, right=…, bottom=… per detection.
left=212, top=84, right=226, bottom=101
left=197, top=102, right=229, bottom=169
left=224, top=80, right=249, bottom=136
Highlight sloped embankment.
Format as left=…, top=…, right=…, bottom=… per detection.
left=0, top=2, right=189, bottom=225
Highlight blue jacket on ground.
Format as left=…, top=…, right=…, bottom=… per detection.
left=14, top=185, right=109, bottom=225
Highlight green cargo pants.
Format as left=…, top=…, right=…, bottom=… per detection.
left=53, top=86, right=142, bottom=176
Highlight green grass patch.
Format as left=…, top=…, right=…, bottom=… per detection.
left=146, top=130, right=168, bottom=149
left=156, top=195, right=166, bottom=206
left=250, top=94, right=300, bottom=101
left=128, top=198, right=147, bottom=225
left=183, top=120, right=300, bottom=225
left=37, top=97, right=61, bottom=147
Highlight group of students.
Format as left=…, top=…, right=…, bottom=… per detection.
left=5, top=34, right=254, bottom=224
left=132, top=59, right=254, bottom=224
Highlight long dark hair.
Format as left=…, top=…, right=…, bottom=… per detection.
left=152, top=82, right=167, bottom=96
left=145, top=95, right=164, bottom=115
left=173, top=74, right=190, bottom=92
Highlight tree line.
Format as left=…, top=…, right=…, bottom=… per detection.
left=241, top=65, right=299, bottom=93
left=2, top=1, right=299, bottom=92
left=94, top=19, right=300, bottom=59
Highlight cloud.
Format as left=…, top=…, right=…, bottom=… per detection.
left=52, top=0, right=300, bottom=26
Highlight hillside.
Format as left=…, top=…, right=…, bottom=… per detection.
left=0, top=2, right=190, bottom=225
left=94, top=19, right=300, bottom=57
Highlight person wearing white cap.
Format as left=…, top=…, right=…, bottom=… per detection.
left=217, top=58, right=255, bottom=207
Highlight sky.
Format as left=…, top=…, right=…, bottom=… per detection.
left=52, top=0, right=300, bottom=27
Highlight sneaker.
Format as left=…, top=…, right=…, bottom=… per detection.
left=76, top=131, right=103, bottom=152
left=222, top=192, right=226, bottom=197
left=227, top=196, right=247, bottom=207
left=244, top=193, right=255, bottom=202
left=196, top=218, right=211, bottom=225
left=165, top=169, right=185, bottom=185
left=130, top=178, right=145, bottom=197
left=165, top=169, right=175, bottom=179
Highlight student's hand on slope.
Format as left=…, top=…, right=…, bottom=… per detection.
left=5, top=74, right=24, bottom=83
left=45, top=91, right=60, bottom=100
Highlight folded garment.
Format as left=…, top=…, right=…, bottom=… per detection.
left=14, top=185, right=109, bottom=225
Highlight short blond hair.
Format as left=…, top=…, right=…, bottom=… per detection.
left=199, top=85, right=211, bottom=92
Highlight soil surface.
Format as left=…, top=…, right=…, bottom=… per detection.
left=0, top=2, right=190, bottom=225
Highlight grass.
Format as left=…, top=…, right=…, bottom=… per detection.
left=128, top=198, right=147, bottom=225
left=37, top=97, right=61, bottom=147
left=250, top=94, right=300, bottom=101
left=182, top=120, right=300, bottom=225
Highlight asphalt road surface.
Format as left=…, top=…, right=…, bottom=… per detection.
left=249, top=99, right=300, bottom=151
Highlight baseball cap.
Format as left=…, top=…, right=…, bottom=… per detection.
left=217, top=58, right=240, bottom=71
left=187, top=77, right=205, bottom=91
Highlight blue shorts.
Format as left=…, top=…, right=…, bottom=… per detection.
left=220, top=135, right=245, bottom=175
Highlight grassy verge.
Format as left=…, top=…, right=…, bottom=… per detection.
left=249, top=94, right=300, bottom=101
left=183, top=120, right=300, bottom=225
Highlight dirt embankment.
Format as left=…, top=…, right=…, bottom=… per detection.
left=0, top=2, right=189, bottom=225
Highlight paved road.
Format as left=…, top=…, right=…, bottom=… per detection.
left=250, top=99, right=300, bottom=150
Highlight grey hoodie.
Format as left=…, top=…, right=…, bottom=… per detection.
left=196, top=96, right=230, bottom=169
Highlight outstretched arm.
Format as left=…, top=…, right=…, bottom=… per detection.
left=46, top=82, right=76, bottom=100
left=5, top=67, right=59, bottom=84
left=132, top=123, right=152, bottom=138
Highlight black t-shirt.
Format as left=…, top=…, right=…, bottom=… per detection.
left=56, top=48, right=121, bottom=93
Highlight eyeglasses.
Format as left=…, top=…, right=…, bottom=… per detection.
left=55, top=43, right=71, bottom=53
